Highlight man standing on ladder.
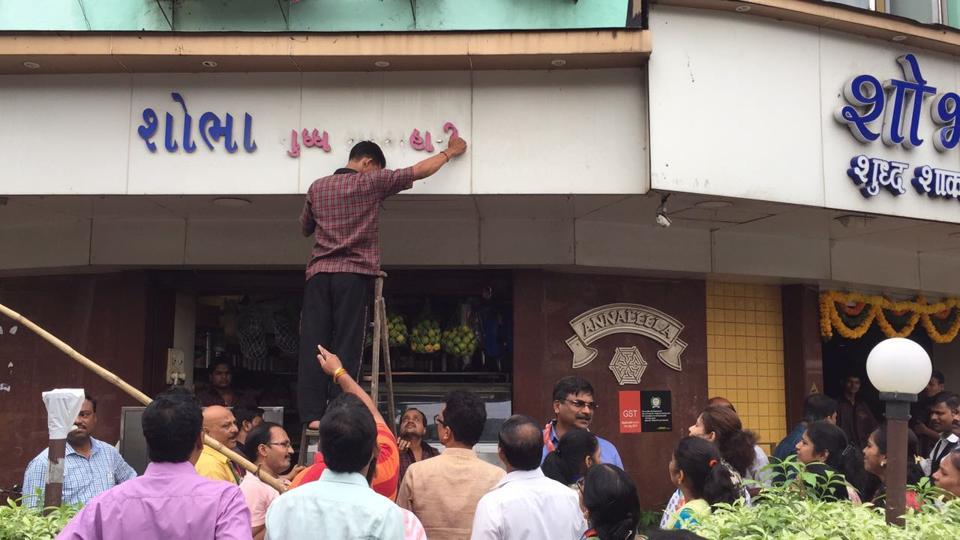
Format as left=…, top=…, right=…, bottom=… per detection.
left=298, top=136, right=468, bottom=430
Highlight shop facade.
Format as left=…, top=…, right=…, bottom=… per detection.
left=3, top=0, right=960, bottom=509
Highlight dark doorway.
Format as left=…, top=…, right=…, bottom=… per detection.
left=821, top=324, right=932, bottom=423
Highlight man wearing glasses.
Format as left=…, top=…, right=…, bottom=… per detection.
left=239, top=422, right=295, bottom=540
left=541, top=376, right=624, bottom=468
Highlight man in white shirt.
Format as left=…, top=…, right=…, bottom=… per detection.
left=470, top=415, right=586, bottom=540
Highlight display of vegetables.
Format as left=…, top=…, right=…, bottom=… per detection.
left=387, top=313, right=408, bottom=346
left=410, top=319, right=442, bottom=353
left=442, top=324, right=479, bottom=357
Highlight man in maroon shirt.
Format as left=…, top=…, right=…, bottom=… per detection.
left=298, top=137, right=467, bottom=429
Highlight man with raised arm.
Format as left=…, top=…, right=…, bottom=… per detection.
left=298, top=137, right=468, bottom=430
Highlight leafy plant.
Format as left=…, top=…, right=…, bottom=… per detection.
left=691, top=458, right=960, bottom=540
left=0, top=497, right=79, bottom=540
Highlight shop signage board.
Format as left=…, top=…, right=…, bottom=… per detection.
left=0, top=70, right=647, bottom=196
left=565, top=302, right=687, bottom=376
left=836, top=54, right=960, bottom=203
left=648, top=7, right=960, bottom=224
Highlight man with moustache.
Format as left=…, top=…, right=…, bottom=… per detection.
left=195, top=405, right=244, bottom=484
left=397, top=408, right=440, bottom=483
left=240, top=422, right=295, bottom=540
left=541, top=376, right=623, bottom=468
left=22, top=393, right=136, bottom=508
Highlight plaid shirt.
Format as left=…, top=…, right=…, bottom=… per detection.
left=300, top=166, right=415, bottom=280
left=21, top=437, right=137, bottom=508
left=398, top=440, right=440, bottom=483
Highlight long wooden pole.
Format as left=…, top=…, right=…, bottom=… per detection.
left=0, top=303, right=287, bottom=493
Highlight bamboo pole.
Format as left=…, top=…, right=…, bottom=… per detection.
left=0, top=303, right=287, bottom=493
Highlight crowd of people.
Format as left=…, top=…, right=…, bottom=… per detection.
left=18, top=351, right=960, bottom=539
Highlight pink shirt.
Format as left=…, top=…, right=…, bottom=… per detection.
left=57, top=461, right=252, bottom=540
left=239, top=472, right=279, bottom=527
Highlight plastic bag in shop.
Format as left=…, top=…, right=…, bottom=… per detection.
left=42, top=388, right=85, bottom=440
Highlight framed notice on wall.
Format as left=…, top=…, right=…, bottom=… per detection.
left=619, top=390, right=673, bottom=433
left=641, top=390, right=672, bottom=432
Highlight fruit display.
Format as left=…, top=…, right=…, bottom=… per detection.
left=387, top=313, right=408, bottom=347
left=410, top=319, right=442, bottom=353
left=442, top=324, right=479, bottom=357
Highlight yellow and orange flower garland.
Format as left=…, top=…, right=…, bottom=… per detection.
left=819, top=291, right=960, bottom=343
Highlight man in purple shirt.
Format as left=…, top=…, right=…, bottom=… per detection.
left=58, top=388, right=252, bottom=540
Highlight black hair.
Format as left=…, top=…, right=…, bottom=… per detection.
left=698, top=406, right=757, bottom=477
left=142, top=388, right=202, bottom=463
left=552, top=375, right=594, bottom=402
left=84, top=392, right=97, bottom=413
left=946, top=449, right=960, bottom=476
left=320, top=393, right=377, bottom=473
left=672, top=437, right=740, bottom=506
left=234, top=407, right=264, bottom=429
left=869, top=427, right=925, bottom=487
left=931, top=370, right=945, bottom=385
left=348, top=141, right=386, bottom=169
left=582, top=464, right=640, bottom=540
left=242, top=421, right=283, bottom=463
left=498, top=415, right=543, bottom=471
left=542, top=428, right=599, bottom=485
left=804, top=420, right=866, bottom=498
left=803, top=394, right=839, bottom=423
left=930, top=391, right=960, bottom=410
left=209, top=360, right=232, bottom=372
left=400, top=407, right=428, bottom=429
left=443, top=390, right=487, bottom=447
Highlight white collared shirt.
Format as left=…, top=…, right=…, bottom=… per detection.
left=470, top=468, right=586, bottom=540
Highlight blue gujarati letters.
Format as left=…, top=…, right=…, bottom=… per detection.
left=137, top=92, right=257, bottom=154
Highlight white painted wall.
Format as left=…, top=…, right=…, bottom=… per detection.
left=0, top=69, right=647, bottom=196
left=649, top=6, right=960, bottom=225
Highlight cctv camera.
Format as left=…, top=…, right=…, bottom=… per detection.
left=656, top=213, right=672, bottom=228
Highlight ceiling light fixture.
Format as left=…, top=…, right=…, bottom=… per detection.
left=694, top=200, right=733, bottom=209
left=656, top=194, right=672, bottom=228
left=374, top=60, right=391, bottom=68
left=212, top=197, right=252, bottom=208
left=550, top=58, right=567, bottom=67
left=834, top=214, right=875, bottom=229
left=735, top=5, right=752, bottom=12
left=22, top=61, right=40, bottom=69
left=201, top=60, right=219, bottom=68
left=891, top=35, right=907, bottom=42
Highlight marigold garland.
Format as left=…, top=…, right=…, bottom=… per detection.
left=820, top=291, right=960, bottom=343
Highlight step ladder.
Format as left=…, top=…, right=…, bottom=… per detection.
left=298, top=271, right=397, bottom=466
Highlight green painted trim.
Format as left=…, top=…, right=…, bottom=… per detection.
left=0, top=0, right=631, bottom=32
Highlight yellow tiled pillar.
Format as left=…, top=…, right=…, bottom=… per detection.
left=706, top=282, right=787, bottom=452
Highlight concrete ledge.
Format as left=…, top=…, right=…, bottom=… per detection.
left=0, top=30, right=651, bottom=74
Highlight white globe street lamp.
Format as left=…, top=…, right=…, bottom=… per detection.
left=866, top=337, right=932, bottom=525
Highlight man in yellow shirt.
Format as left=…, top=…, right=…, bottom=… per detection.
left=195, top=405, right=242, bottom=484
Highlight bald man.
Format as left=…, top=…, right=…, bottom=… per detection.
left=195, top=405, right=243, bottom=484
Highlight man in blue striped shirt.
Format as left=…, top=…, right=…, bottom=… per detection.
left=22, top=394, right=136, bottom=508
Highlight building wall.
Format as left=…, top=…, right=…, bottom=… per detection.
left=706, top=282, right=787, bottom=452
left=0, top=273, right=169, bottom=494
left=514, top=270, right=708, bottom=510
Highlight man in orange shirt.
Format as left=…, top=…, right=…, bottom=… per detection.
left=290, top=345, right=400, bottom=500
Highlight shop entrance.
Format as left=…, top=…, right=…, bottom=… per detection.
left=821, top=324, right=932, bottom=424
left=190, top=269, right=514, bottom=463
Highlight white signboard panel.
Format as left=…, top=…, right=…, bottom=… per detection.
left=128, top=73, right=302, bottom=194
left=0, top=69, right=645, bottom=196
left=0, top=75, right=132, bottom=194
left=650, top=6, right=960, bottom=224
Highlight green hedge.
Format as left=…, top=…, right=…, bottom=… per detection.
left=691, top=460, right=960, bottom=540
left=0, top=498, right=78, bottom=540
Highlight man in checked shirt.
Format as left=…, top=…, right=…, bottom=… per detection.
left=298, top=136, right=468, bottom=430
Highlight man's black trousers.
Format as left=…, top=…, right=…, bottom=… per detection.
left=298, top=272, right=372, bottom=423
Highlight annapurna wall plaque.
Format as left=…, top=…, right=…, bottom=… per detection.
left=565, top=303, right=687, bottom=374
